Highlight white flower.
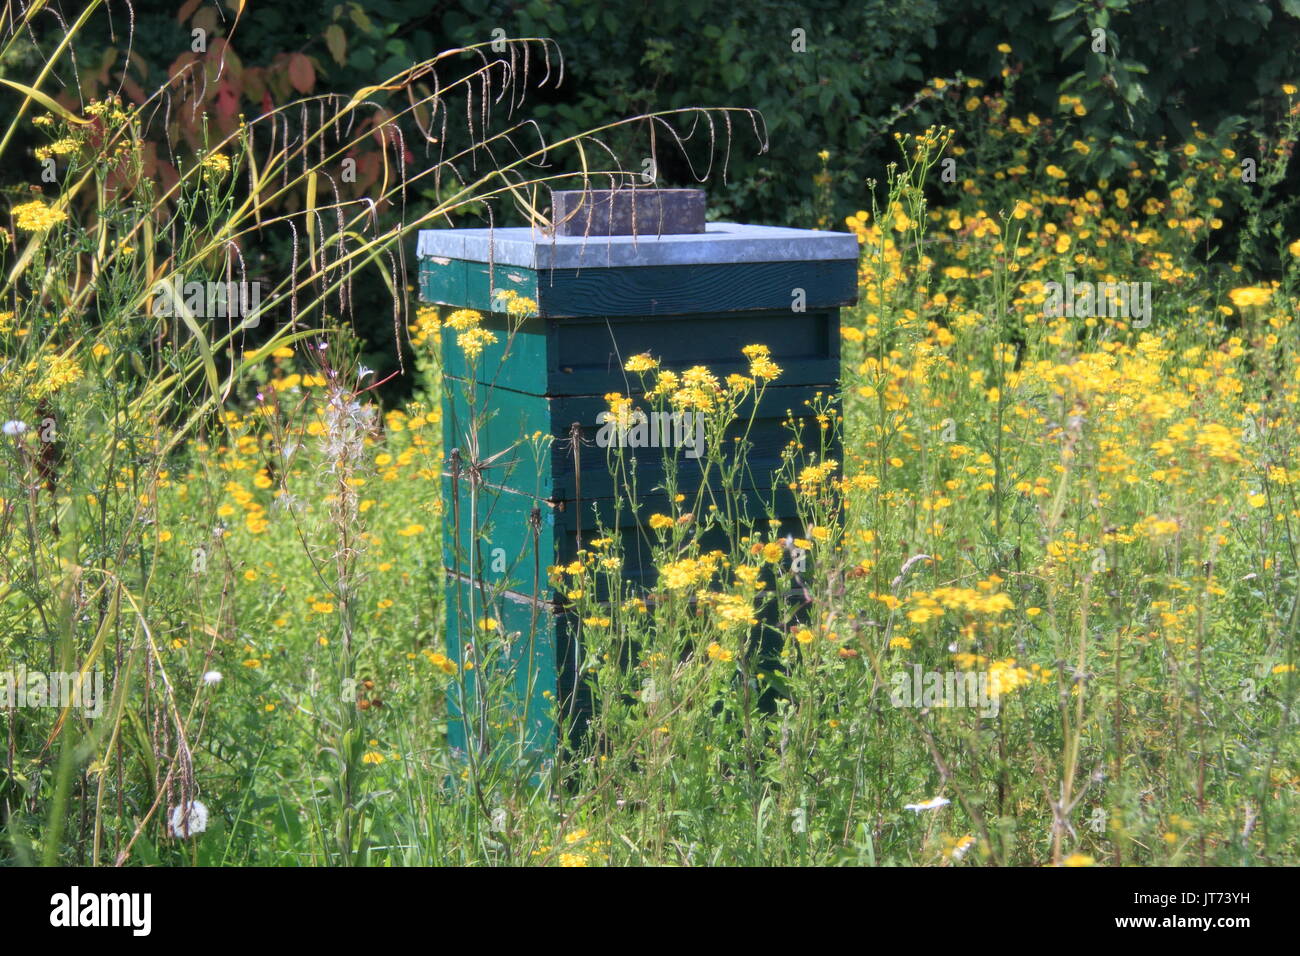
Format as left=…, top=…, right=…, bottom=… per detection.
left=904, top=796, right=951, bottom=812
left=202, top=671, right=223, bottom=685
left=357, top=365, right=374, bottom=381
left=169, top=799, right=209, bottom=837
left=3, top=420, right=27, bottom=436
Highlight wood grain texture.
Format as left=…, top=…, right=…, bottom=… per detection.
left=440, top=308, right=841, bottom=398
left=443, top=381, right=840, bottom=501
left=421, top=257, right=857, bottom=316
left=443, top=573, right=564, bottom=759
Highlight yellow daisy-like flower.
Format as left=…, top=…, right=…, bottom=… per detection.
left=12, top=200, right=68, bottom=232
left=604, top=391, right=635, bottom=429
left=34, top=138, right=79, bottom=162
left=505, top=295, right=538, bottom=317
left=456, top=326, right=498, bottom=359
left=445, top=309, right=484, bottom=331
left=706, top=642, right=734, bottom=662
left=624, top=352, right=658, bottom=373
left=1228, top=286, right=1272, bottom=308
left=25, top=351, right=83, bottom=400
left=199, top=152, right=231, bottom=176
left=749, top=355, right=782, bottom=380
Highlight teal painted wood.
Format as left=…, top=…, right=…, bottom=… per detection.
left=443, top=381, right=836, bottom=501
left=439, top=314, right=551, bottom=396
left=423, top=217, right=849, bottom=755
left=419, top=257, right=538, bottom=313
left=441, top=481, right=558, bottom=599
left=440, top=307, right=840, bottom=397
left=441, top=383, right=554, bottom=500
left=420, top=258, right=856, bottom=317
left=441, top=475, right=804, bottom=596
left=544, top=309, right=839, bottom=396
left=444, top=573, right=564, bottom=762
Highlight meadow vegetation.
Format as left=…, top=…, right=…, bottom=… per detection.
left=1, top=11, right=1297, bottom=866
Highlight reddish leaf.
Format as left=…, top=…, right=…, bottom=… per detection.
left=287, top=53, right=315, bottom=94
left=216, top=81, right=239, bottom=124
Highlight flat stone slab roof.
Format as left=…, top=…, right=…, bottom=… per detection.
left=416, top=222, right=860, bottom=270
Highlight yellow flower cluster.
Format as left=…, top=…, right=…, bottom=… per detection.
left=494, top=288, right=538, bottom=317
left=951, top=654, right=1052, bottom=697
left=408, top=305, right=442, bottom=347
left=12, top=200, right=68, bottom=233
left=422, top=648, right=458, bottom=674
left=199, top=152, right=231, bottom=177
left=798, top=459, right=838, bottom=488
left=902, top=582, right=1015, bottom=623
left=443, top=309, right=497, bottom=359
left=25, top=351, right=83, bottom=399
left=34, top=138, right=79, bottom=162
left=703, top=592, right=757, bottom=630
left=604, top=391, right=635, bottom=428
left=706, top=641, right=735, bottom=663
left=671, top=365, right=722, bottom=411
left=742, top=343, right=782, bottom=380
left=659, top=552, right=723, bottom=590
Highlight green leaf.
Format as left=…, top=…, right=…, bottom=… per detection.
left=348, top=4, right=373, bottom=32
left=1060, top=34, right=1087, bottom=61
left=0, top=78, right=92, bottom=125
left=1049, top=0, right=1079, bottom=21
left=325, top=24, right=347, bottom=66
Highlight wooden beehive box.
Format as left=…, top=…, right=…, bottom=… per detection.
left=418, top=190, right=858, bottom=759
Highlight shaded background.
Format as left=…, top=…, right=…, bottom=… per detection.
left=3, top=0, right=1298, bottom=393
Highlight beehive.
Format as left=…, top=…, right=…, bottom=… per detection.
left=418, top=190, right=858, bottom=760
